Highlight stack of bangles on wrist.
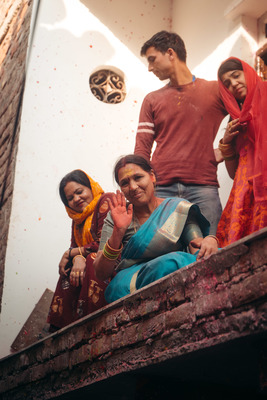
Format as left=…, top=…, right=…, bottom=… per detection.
left=218, top=139, right=236, bottom=161
left=103, top=240, right=123, bottom=260
left=206, top=235, right=219, bottom=245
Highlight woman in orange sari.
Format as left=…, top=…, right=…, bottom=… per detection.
left=216, top=57, right=267, bottom=246
left=47, top=170, right=111, bottom=331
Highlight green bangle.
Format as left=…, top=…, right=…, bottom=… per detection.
left=103, top=243, right=120, bottom=260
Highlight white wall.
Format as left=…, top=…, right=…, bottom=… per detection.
left=0, top=0, right=264, bottom=359
left=0, top=0, right=170, bottom=359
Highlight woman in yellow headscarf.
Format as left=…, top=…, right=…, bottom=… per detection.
left=47, top=170, right=112, bottom=331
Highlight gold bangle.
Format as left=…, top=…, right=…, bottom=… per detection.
left=218, top=139, right=235, bottom=151
left=106, top=240, right=123, bottom=253
left=102, top=240, right=123, bottom=261
left=206, top=235, right=219, bottom=245
left=73, top=254, right=86, bottom=262
left=78, top=247, right=83, bottom=256
left=218, top=139, right=236, bottom=160
left=218, top=138, right=232, bottom=148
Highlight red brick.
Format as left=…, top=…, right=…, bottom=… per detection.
left=69, top=345, right=90, bottom=367
left=229, top=268, right=267, bottom=308
left=249, top=237, right=267, bottom=266
left=186, top=270, right=229, bottom=300
left=88, top=333, right=112, bottom=360
left=124, top=295, right=163, bottom=320
left=195, top=289, right=232, bottom=317
left=165, top=302, right=195, bottom=330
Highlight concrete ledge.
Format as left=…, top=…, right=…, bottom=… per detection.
left=0, top=228, right=267, bottom=399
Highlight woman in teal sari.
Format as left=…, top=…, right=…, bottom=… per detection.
left=93, top=155, right=219, bottom=303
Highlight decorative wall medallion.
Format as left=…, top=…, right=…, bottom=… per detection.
left=89, top=68, right=126, bottom=104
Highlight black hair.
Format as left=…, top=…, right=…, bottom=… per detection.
left=218, top=58, right=243, bottom=81
left=114, top=154, right=154, bottom=185
left=59, top=170, right=91, bottom=207
left=140, top=30, right=187, bottom=62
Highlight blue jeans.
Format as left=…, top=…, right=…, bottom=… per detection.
left=156, top=183, right=222, bottom=235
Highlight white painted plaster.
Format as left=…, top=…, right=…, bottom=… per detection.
left=0, top=0, right=167, bottom=359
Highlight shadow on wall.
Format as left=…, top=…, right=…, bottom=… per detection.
left=172, top=0, right=241, bottom=70
left=79, top=0, right=173, bottom=62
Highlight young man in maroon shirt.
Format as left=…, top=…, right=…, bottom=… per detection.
left=134, top=30, right=227, bottom=235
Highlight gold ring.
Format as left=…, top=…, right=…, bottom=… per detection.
left=76, top=271, right=79, bottom=276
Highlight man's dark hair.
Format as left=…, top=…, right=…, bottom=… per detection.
left=140, top=31, right=187, bottom=62
left=59, top=170, right=91, bottom=207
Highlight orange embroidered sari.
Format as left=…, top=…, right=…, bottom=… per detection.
left=216, top=58, right=267, bottom=247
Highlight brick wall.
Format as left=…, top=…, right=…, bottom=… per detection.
left=0, top=228, right=266, bottom=399
left=0, top=0, right=33, bottom=311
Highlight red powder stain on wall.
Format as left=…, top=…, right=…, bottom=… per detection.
left=38, top=217, right=41, bottom=221
left=89, top=45, right=93, bottom=48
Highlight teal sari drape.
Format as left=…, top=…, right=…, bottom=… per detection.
left=105, top=198, right=209, bottom=303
